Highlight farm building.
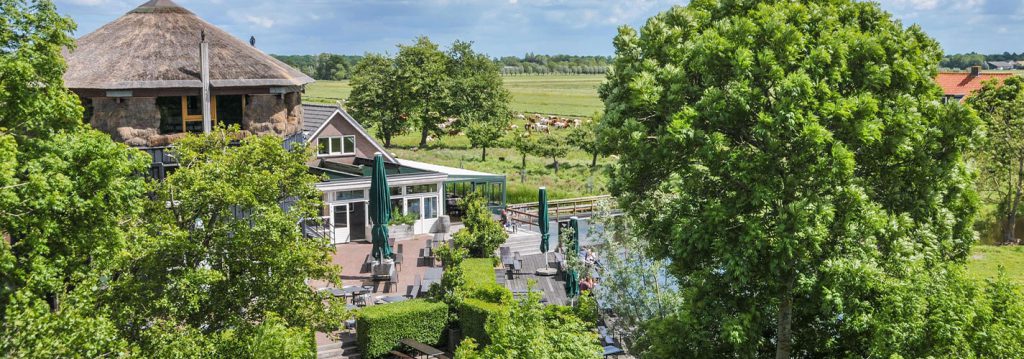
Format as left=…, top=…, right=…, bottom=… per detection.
left=62, top=0, right=505, bottom=243
left=934, top=66, right=1017, bottom=102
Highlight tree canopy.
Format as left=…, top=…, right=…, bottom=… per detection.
left=347, top=37, right=510, bottom=148
left=967, top=76, right=1024, bottom=245
left=599, top=0, right=1021, bottom=357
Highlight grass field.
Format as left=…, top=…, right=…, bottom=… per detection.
left=967, top=245, right=1024, bottom=285
left=304, top=74, right=606, bottom=117
left=379, top=119, right=613, bottom=204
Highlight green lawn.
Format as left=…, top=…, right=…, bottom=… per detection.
left=381, top=124, right=612, bottom=204
left=502, top=75, right=605, bottom=116
left=304, top=74, right=605, bottom=117
left=967, top=245, right=1024, bottom=285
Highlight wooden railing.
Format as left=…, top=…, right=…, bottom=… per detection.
left=506, top=195, right=613, bottom=227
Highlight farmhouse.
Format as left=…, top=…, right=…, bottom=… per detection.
left=62, top=0, right=506, bottom=243
left=934, top=66, right=1017, bottom=102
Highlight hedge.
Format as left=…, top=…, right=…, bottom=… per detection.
left=458, top=298, right=507, bottom=345
left=462, top=258, right=498, bottom=288
left=356, top=299, right=448, bottom=359
left=462, top=259, right=511, bottom=303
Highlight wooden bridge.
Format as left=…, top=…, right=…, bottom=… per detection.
left=505, top=195, right=616, bottom=228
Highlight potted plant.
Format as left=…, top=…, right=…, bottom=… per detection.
left=388, top=209, right=417, bottom=240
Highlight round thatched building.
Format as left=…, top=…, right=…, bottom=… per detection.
left=63, top=0, right=314, bottom=146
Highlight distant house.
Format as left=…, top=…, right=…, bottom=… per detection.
left=62, top=0, right=506, bottom=244
left=934, top=66, right=1016, bottom=103
left=986, top=61, right=1019, bottom=70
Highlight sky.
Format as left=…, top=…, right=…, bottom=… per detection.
left=53, top=0, right=1024, bottom=57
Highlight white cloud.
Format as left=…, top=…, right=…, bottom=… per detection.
left=242, top=14, right=275, bottom=28
left=65, top=0, right=110, bottom=5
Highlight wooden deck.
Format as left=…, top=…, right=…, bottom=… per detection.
left=496, top=252, right=569, bottom=306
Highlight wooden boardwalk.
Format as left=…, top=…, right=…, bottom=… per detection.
left=496, top=253, right=569, bottom=306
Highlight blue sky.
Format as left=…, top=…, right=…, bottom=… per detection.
left=54, top=0, right=1024, bottom=57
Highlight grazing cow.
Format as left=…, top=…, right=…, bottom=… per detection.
left=509, top=124, right=520, bottom=130
left=534, top=124, right=549, bottom=133
left=572, top=118, right=582, bottom=127
left=515, top=113, right=526, bottom=120
left=552, top=120, right=569, bottom=129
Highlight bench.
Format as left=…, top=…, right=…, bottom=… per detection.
left=389, top=350, right=415, bottom=359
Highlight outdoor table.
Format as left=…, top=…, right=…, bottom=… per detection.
left=400, top=338, right=444, bottom=358
left=375, top=295, right=409, bottom=304
left=424, top=267, right=443, bottom=281
left=603, top=345, right=625, bottom=357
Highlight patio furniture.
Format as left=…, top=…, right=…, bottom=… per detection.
left=400, top=338, right=445, bottom=358
left=393, top=244, right=403, bottom=271
left=513, top=251, right=523, bottom=273
left=375, top=295, right=409, bottom=304
left=390, top=351, right=416, bottom=359
left=408, top=274, right=421, bottom=298
left=603, top=345, right=625, bottom=358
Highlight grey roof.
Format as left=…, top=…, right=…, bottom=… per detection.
left=988, top=61, right=1018, bottom=69
left=302, top=103, right=338, bottom=134
left=300, top=103, right=398, bottom=164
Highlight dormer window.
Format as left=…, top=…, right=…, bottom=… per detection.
left=318, top=135, right=356, bottom=156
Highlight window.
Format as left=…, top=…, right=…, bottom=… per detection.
left=424, top=197, right=438, bottom=219
left=216, top=95, right=244, bottom=129
left=156, top=95, right=242, bottom=134
left=343, top=136, right=356, bottom=153
left=391, top=198, right=404, bottom=215
left=335, top=190, right=364, bottom=201
left=406, top=184, right=438, bottom=195
left=389, top=186, right=403, bottom=196
left=408, top=198, right=422, bottom=219
left=317, top=135, right=356, bottom=156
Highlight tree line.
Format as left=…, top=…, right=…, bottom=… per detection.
left=941, top=52, right=1024, bottom=69
left=271, top=52, right=612, bottom=80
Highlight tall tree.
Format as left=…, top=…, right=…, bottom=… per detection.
left=104, top=129, right=345, bottom=355
left=529, top=132, right=570, bottom=175
left=348, top=54, right=408, bottom=147
left=1, top=1, right=148, bottom=356
left=601, top=1, right=983, bottom=357
left=567, top=114, right=602, bottom=168
left=967, top=76, right=1024, bottom=244
left=393, top=37, right=450, bottom=148
left=448, top=40, right=511, bottom=161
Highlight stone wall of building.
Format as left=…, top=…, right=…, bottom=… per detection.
left=244, top=92, right=303, bottom=136
left=89, top=92, right=303, bottom=147
left=90, top=97, right=161, bottom=146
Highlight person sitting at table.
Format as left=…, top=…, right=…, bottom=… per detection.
left=580, top=276, right=595, bottom=291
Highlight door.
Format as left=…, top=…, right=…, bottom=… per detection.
left=332, top=204, right=349, bottom=243
left=407, top=198, right=422, bottom=233
left=350, top=201, right=367, bottom=241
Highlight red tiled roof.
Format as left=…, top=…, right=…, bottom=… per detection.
left=935, top=72, right=1015, bottom=97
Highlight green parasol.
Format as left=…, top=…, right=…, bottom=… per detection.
left=538, top=187, right=550, bottom=254
left=566, top=216, right=581, bottom=298
left=369, top=153, right=393, bottom=261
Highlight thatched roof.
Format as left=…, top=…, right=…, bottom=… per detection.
left=63, top=0, right=313, bottom=90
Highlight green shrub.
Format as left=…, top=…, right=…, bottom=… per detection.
left=356, top=299, right=448, bottom=359
left=453, top=192, right=508, bottom=257
left=463, top=258, right=498, bottom=288
left=461, top=258, right=511, bottom=303
left=458, top=298, right=507, bottom=345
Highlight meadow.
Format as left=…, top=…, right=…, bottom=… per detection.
left=305, top=74, right=606, bottom=117
left=968, top=245, right=1024, bottom=285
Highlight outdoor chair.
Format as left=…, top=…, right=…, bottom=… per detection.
left=394, top=245, right=403, bottom=271
left=408, top=274, right=422, bottom=298
left=513, top=252, right=523, bottom=273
